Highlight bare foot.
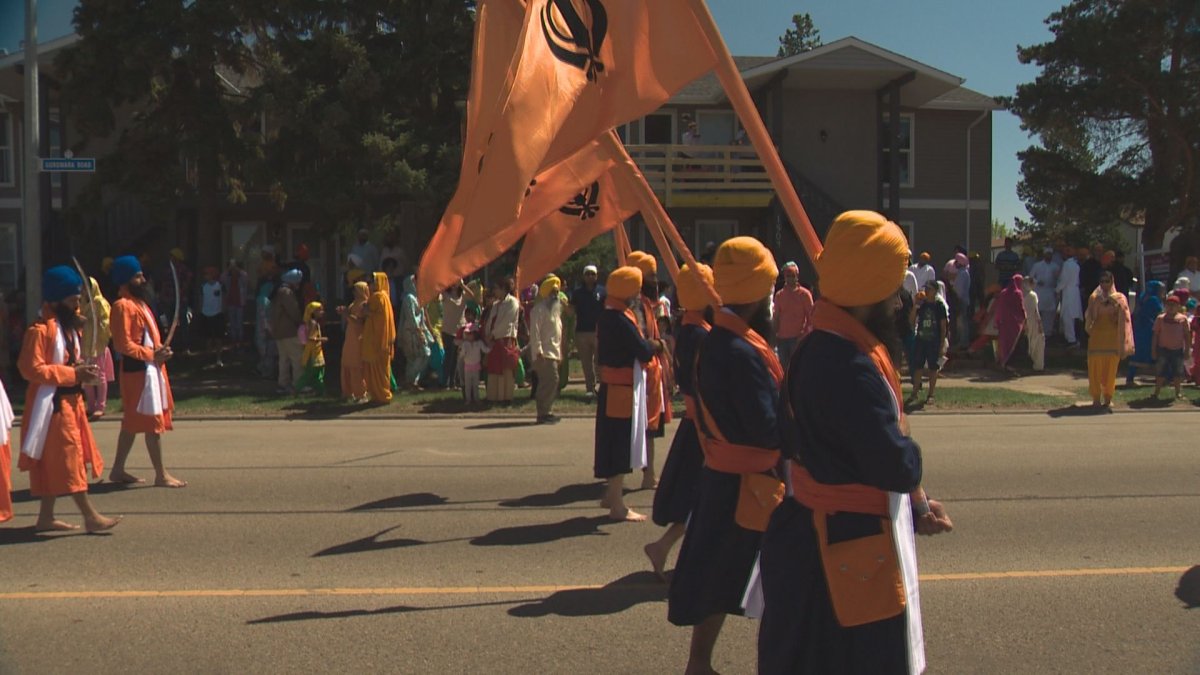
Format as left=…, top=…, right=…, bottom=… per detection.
left=609, top=508, right=647, bottom=522
left=640, top=474, right=659, bottom=490
left=109, top=471, right=145, bottom=485
left=155, top=475, right=188, bottom=488
left=35, top=519, right=80, bottom=532
left=644, top=542, right=668, bottom=581
left=85, top=515, right=123, bottom=533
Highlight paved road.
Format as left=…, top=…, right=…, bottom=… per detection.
left=1, top=413, right=1197, bottom=674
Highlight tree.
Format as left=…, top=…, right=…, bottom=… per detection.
left=991, top=218, right=1010, bottom=240
left=1007, top=0, right=1200, bottom=252
left=777, top=13, right=821, bottom=58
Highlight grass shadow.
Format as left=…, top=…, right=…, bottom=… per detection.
left=470, top=516, right=612, bottom=547
left=507, top=572, right=667, bottom=618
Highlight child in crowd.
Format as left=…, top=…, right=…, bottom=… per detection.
left=1152, top=292, right=1191, bottom=399
left=456, top=322, right=490, bottom=405
left=297, top=302, right=328, bottom=394
left=198, top=266, right=226, bottom=367
left=910, top=279, right=949, bottom=403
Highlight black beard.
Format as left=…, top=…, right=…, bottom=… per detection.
left=130, top=282, right=154, bottom=304
left=863, top=299, right=902, bottom=363
left=642, top=282, right=657, bottom=299
left=54, top=303, right=84, bottom=331
left=747, top=300, right=774, bottom=344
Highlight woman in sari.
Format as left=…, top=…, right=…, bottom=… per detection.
left=338, top=281, right=369, bottom=402
left=296, top=302, right=328, bottom=394
left=399, top=275, right=433, bottom=391
left=1085, top=271, right=1133, bottom=406
left=1126, top=280, right=1164, bottom=387
left=993, top=275, right=1027, bottom=371
left=485, top=277, right=521, bottom=403
left=362, top=272, right=395, bottom=403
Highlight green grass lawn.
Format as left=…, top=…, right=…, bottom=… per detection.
left=900, top=385, right=1072, bottom=411
left=1072, top=382, right=1200, bottom=409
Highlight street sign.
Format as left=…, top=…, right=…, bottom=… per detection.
left=39, top=157, right=96, bottom=172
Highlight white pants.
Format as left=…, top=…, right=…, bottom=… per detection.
left=463, top=369, right=481, bottom=404
left=1027, top=330, right=1045, bottom=371
left=1060, top=313, right=1078, bottom=344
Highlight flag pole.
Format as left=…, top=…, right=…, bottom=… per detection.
left=687, top=0, right=824, bottom=261
left=603, top=134, right=722, bottom=307
left=613, top=222, right=631, bottom=264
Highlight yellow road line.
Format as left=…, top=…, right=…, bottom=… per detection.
left=0, top=566, right=1189, bottom=601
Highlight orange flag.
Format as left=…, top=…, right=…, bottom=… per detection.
left=418, top=0, right=719, bottom=302
left=514, top=135, right=638, bottom=288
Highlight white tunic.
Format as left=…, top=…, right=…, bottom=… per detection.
left=1056, top=258, right=1083, bottom=322
left=1030, top=260, right=1060, bottom=312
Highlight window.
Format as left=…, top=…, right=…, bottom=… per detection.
left=615, top=122, right=631, bottom=144
left=696, top=110, right=736, bottom=145
left=0, top=112, right=13, bottom=186
left=642, top=112, right=675, bottom=144
left=897, top=221, right=915, bottom=249
left=0, top=223, right=17, bottom=291
left=880, top=113, right=914, bottom=188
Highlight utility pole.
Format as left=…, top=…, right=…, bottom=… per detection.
left=23, top=0, right=41, bottom=323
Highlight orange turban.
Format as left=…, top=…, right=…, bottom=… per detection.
left=676, top=263, right=715, bottom=310
left=816, top=210, right=909, bottom=307
left=607, top=266, right=643, bottom=300
left=627, top=251, right=657, bottom=277
left=713, top=237, right=778, bottom=305
left=918, top=251, right=931, bottom=263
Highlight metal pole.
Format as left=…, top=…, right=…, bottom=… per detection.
left=22, top=0, right=41, bottom=323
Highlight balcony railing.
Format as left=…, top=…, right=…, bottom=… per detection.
left=624, top=143, right=773, bottom=208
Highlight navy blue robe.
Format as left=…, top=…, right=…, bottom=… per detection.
left=758, top=330, right=923, bottom=674
left=593, top=307, right=656, bottom=479
left=652, top=319, right=709, bottom=526
left=667, top=321, right=780, bottom=626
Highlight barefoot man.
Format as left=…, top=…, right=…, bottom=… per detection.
left=595, top=266, right=665, bottom=521
left=107, top=255, right=187, bottom=488
left=626, top=251, right=672, bottom=489
left=668, top=237, right=782, bottom=675
left=16, top=266, right=121, bottom=532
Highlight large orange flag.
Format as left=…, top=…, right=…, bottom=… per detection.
left=418, top=0, right=719, bottom=302
left=514, top=134, right=639, bottom=288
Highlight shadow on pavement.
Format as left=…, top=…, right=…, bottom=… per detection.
left=246, top=598, right=531, bottom=625
left=1046, top=404, right=1113, bottom=418
left=1127, top=397, right=1177, bottom=410
left=347, top=493, right=450, bottom=511
left=508, top=572, right=666, bottom=617
left=1176, top=566, right=1200, bottom=608
left=470, top=516, right=612, bottom=546
left=499, top=482, right=606, bottom=508
left=313, top=526, right=429, bottom=557
left=0, top=526, right=60, bottom=546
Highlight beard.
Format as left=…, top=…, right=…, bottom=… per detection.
left=129, top=281, right=154, bottom=304
left=747, top=298, right=774, bottom=343
left=863, top=298, right=902, bottom=364
left=625, top=296, right=640, bottom=309
left=642, top=282, right=657, bottom=300
left=54, top=302, right=84, bottom=331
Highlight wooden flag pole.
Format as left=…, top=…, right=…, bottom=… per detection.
left=613, top=221, right=632, bottom=264
left=688, top=0, right=824, bottom=261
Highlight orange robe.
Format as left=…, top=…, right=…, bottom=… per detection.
left=362, top=273, right=396, bottom=403
left=1, top=441, right=11, bottom=522
left=16, top=314, right=104, bottom=497
left=110, top=293, right=174, bottom=434
left=637, top=297, right=673, bottom=432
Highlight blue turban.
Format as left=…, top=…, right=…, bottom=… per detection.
left=111, top=255, right=141, bottom=287
left=43, top=265, right=83, bottom=303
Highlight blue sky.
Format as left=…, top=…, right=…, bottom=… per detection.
left=2, top=0, right=1060, bottom=229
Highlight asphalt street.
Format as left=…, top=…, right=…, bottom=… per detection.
left=1, top=412, right=1197, bottom=674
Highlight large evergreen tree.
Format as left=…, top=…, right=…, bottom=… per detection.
left=1008, top=0, right=1200, bottom=250
left=777, top=12, right=822, bottom=57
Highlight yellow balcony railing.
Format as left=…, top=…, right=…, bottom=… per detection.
left=623, top=143, right=774, bottom=208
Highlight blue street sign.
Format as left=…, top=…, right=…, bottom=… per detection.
left=39, top=157, right=96, bottom=172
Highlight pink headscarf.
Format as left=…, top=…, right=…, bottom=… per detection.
left=994, top=275, right=1027, bottom=367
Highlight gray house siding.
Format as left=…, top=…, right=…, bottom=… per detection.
left=778, top=89, right=877, bottom=211
left=905, top=109, right=992, bottom=202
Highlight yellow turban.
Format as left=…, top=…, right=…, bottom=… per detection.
left=607, top=266, right=643, bottom=300
left=713, top=237, right=778, bottom=305
left=101, top=257, right=114, bottom=273
left=539, top=275, right=562, bottom=298
left=676, top=263, right=714, bottom=310
left=627, top=251, right=657, bottom=277
left=303, top=301, right=323, bottom=323
left=170, top=247, right=185, bottom=262
left=816, top=210, right=909, bottom=307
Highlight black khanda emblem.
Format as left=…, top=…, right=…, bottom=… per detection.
left=561, top=182, right=601, bottom=220
left=541, top=0, right=608, bottom=82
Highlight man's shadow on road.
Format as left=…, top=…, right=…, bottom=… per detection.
left=246, top=598, right=533, bottom=625
left=312, top=525, right=468, bottom=557
left=470, top=516, right=613, bottom=547
left=1176, top=565, right=1200, bottom=609
left=498, top=482, right=607, bottom=508
left=508, top=571, right=666, bottom=617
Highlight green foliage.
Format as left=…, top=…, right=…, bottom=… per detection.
left=556, top=229, right=619, bottom=286
left=1005, top=0, right=1200, bottom=248
left=777, top=13, right=822, bottom=58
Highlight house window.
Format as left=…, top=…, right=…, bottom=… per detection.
left=695, top=219, right=738, bottom=255
left=696, top=110, right=736, bottom=145
left=880, top=113, right=915, bottom=188
left=0, top=223, right=17, bottom=291
left=0, top=112, right=14, bottom=187
left=642, top=112, right=675, bottom=144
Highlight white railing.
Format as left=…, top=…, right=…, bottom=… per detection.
left=623, top=143, right=773, bottom=207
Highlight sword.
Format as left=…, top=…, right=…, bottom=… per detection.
left=71, top=256, right=99, bottom=365
left=164, top=259, right=182, bottom=348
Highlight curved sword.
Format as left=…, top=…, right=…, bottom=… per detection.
left=163, top=260, right=181, bottom=348
left=71, top=256, right=99, bottom=364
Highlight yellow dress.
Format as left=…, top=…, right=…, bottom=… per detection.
left=1086, top=292, right=1125, bottom=401
left=362, top=273, right=396, bottom=403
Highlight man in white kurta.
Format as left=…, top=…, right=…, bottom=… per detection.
left=1056, top=252, right=1083, bottom=346
left=1029, top=249, right=1060, bottom=338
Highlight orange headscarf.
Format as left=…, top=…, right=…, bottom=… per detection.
left=362, top=272, right=395, bottom=363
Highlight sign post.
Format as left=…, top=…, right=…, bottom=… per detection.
left=22, top=0, right=40, bottom=323
left=39, top=157, right=96, bottom=173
